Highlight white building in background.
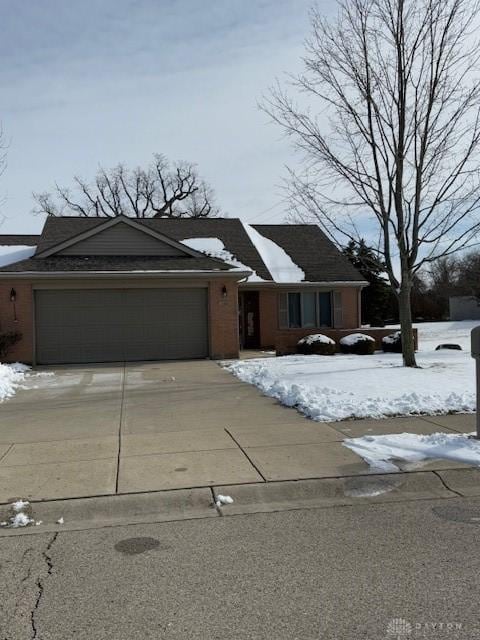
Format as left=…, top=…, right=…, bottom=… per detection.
left=449, top=295, right=480, bottom=320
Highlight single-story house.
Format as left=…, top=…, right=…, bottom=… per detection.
left=0, top=215, right=371, bottom=364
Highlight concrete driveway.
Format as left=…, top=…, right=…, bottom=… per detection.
left=0, top=359, right=473, bottom=504
left=0, top=360, right=367, bottom=503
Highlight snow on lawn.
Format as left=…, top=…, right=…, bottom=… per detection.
left=225, top=321, right=478, bottom=422
left=343, top=432, right=480, bottom=472
left=0, top=363, right=38, bottom=402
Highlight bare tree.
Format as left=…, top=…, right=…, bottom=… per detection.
left=455, top=250, right=480, bottom=296
left=33, top=154, right=220, bottom=219
left=263, top=0, right=480, bottom=366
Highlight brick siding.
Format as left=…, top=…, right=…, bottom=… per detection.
left=208, top=280, right=240, bottom=359
left=256, top=286, right=363, bottom=350
left=0, top=282, right=34, bottom=363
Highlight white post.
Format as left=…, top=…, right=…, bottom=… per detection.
left=471, top=327, right=480, bottom=439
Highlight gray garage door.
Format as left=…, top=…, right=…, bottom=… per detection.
left=35, top=288, right=209, bottom=364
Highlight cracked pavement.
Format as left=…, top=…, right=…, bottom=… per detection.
left=0, top=533, right=57, bottom=640
left=1, top=497, right=480, bottom=639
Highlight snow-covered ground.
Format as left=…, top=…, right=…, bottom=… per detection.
left=225, top=321, right=479, bottom=422
left=343, top=432, right=480, bottom=472
left=0, top=363, right=39, bottom=402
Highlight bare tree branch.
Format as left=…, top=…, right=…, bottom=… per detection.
left=32, top=154, right=220, bottom=219
left=262, top=0, right=480, bottom=366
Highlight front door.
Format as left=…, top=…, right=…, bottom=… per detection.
left=239, top=291, right=260, bottom=349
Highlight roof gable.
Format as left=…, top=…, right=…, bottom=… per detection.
left=36, top=216, right=203, bottom=259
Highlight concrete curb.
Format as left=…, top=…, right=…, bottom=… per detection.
left=0, top=471, right=463, bottom=536
left=213, top=471, right=457, bottom=516
left=436, top=468, right=480, bottom=496
left=0, top=487, right=215, bottom=536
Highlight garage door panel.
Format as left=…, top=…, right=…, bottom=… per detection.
left=35, top=288, right=209, bottom=364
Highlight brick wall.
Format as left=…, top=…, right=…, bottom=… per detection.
left=275, top=327, right=418, bottom=355
left=0, top=282, right=34, bottom=363
left=255, top=286, right=361, bottom=349
left=208, top=280, right=240, bottom=359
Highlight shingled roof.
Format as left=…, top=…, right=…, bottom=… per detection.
left=0, top=234, right=40, bottom=246
left=0, top=255, right=233, bottom=273
left=0, top=216, right=365, bottom=282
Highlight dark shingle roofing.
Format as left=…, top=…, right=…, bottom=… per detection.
left=0, top=216, right=365, bottom=282
left=0, top=255, right=232, bottom=273
left=143, top=219, right=273, bottom=280
left=34, top=218, right=105, bottom=254
left=252, top=224, right=363, bottom=283
left=0, top=234, right=40, bottom=246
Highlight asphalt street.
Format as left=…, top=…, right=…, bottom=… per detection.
left=1, top=496, right=479, bottom=640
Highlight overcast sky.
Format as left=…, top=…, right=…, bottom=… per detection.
left=0, top=0, right=334, bottom=234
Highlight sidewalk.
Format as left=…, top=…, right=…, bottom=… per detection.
left=0, top=360, right=478, bottom=533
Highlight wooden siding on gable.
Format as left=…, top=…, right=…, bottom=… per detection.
left=58, top=223, right=188, bottom=256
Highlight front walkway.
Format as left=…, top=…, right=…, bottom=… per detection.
left=0, top=360, right=476, bottom=504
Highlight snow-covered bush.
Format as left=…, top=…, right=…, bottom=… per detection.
left=382, top=331, right=402, bottom=353
left=297, top=333, right=336, bottom=355
left=339, top=333, right=376, bottom=355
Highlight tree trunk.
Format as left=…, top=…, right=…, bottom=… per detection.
left=398, top=280, right=417, bottom=367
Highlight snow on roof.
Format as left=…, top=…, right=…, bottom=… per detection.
left=0, top=246, right=36, bottom=268
left=242, top=223, right=305, bottom=283
left=181, top=237, right=263, bottom=282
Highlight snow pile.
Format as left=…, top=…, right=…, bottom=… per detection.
left=298, top=334, right=335, bottom=346
left=225, top=322, right=477, bottom=421
left=57, top=517, right=65, bottom=525
left=11, top=512, right=34, bottom=528
left=0, top=245, right=36, bottom=267
left=340, top=333, right=375, bottom=346
left=215, top=494, right=234, bottom=507
left=1, top=499, right=34, bottom=528
left=343, top=432, right=480, bottom=472
left=0, top=363, right=32, bottom=402
left=12, top=499, right=29, bottom=512
left=181, top=237, right=263, bottom=282
left=242, top=223, right=305, bottom=283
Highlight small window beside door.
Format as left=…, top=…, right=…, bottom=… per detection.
left=280, top=291, right=333, bottom=328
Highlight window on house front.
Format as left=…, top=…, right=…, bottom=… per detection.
left=302, top=292, right=317, bottom=327
left=288, top=292, right=301, bottom=328
left=281, top=291, right=333, bottom=328
left=318, top=292, right=332, bottom=327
